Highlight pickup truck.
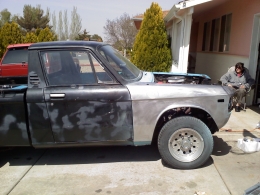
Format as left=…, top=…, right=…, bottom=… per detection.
left=0, top=41, right=233, bottom=169
left=0, top=43, right=31, bottom=84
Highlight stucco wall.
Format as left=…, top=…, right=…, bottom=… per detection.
left=195, top=52, right=249, bottom=83
left=195, top=52, right=255, bottom=105
left=192, top=0, right=260, bottom=105
left=194, top=0, right=260, bottom=56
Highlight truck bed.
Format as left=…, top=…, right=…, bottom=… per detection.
left=0, top=85, right=30, bottom=146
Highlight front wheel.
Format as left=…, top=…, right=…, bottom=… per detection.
left=158, top=116, right=213, bottom=169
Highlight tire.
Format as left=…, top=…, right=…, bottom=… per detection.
left=158, top=116, right=213, bottom=169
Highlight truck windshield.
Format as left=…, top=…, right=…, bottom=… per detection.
left=98, top=45, right=142, bottom=81
left=2, top=48, right=28, bottom=64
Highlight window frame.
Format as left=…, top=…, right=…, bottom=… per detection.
left=202, top=13, right=232, bottom=53
left=39, top=49, right=118, bottom=86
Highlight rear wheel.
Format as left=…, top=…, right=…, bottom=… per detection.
left=158, top=116, right=213, bottom=169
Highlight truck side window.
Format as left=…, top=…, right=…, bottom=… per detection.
left=46, top=52, right=62, bottom=74
left=73, top=51, right=96, bottom=84
left=41, top=50, right=114, bottom=85
left=89, top=54, right=113, bottom=83
left=41, top=51, right=83, bottom=85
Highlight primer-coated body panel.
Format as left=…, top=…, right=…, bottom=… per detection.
left=26, top=88, right=54, bottom=145
left=126, top=83, right=232, bottom=142
left=43, top=85, right=133, bottom=142
left=0, top=88, right=29, bottom=146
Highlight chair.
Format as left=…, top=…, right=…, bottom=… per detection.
left=241, top=84, right=255, bottom=110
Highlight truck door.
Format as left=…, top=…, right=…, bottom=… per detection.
left=41, top=50, right=133, bottom=143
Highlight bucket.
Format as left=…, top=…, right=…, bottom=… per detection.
left=237, top=138, right=260, bottom=153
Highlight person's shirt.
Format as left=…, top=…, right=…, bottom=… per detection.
left=220, top=69, right=255, bottom=90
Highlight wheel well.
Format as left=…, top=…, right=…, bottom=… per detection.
left=152, top=107, right=218, bottom=144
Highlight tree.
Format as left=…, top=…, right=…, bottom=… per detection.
left=57, top=11, right=64, bottom=40
left=63, top=10, right=69, bottom=40
left=51, top=7, right=81, bottom=40
left=23, top=32, right=38, bottom=43
left=11, top=14, right=19, bottom=23
left=91, top=34, right=103, bottom=42
left=37, top=27, right=57, bottom=42
left=51, top=11, right=57, bottom=34
left=104, top=13, right=137, bottom=51
left=69, top=7, right=82, bottom=40
left=17, top=4, right=50, bottom=31
left=131, top=3, right=171, bottom=72
left=0, top=9, right=11, bottom=27
left=0, top=22, right=23, bottom=57
left=76, top=29, right=90, bottom=40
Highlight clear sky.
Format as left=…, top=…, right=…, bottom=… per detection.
left=0, top=0, right=180, bottom=40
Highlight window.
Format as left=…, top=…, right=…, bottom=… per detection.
left=98, top=45, right=141, bottom=81
left=202, top=22, right=211, bottom=51
left=219, top=13, right=232, bottom=52
left=202, top=13, right=232, bottom=52
left=210, top=18, right=220, bottom=51
left=42, top=52, right=62, bottom=74
left=90, top=54, right=113, bottom=83
left=2, top=47, right=29, bottom=64
left=40, top=50, right=114, bottom=86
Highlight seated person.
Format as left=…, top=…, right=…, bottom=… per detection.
left=220, top=62, right=255, bottom=112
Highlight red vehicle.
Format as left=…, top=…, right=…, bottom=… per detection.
left=0, top=43, right=31, bottom=78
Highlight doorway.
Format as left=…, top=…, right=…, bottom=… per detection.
left=254, top=43, right=260, bottom=105
left=249, top=13, right=260, bottom=105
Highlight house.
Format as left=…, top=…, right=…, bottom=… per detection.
left=132, top=0, right=260, bottom=106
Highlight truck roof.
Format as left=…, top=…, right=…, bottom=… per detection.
left=29, top=41, right=107, bottom=50
left=7, top=43, right=32, bottom=48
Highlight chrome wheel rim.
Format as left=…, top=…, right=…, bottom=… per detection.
left=168, top=128, right=204, bottom=162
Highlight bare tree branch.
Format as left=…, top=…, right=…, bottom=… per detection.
left=69, top=6, right=82, bottom=40
left=63, top=10, right=69, bottom=40
left=58, top=11, right=64, bottom=40
left=104, top=13, right=137, bottom=50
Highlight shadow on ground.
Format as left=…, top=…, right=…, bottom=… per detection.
left=0, top=144, right=216, bottom=169
left=248, top=105, right=260, bottom=114
left=1, top=135, right=241, bottom=169
left=212, top=136, right=232, bottom=156
left=0, top=145, right=162, bottom=168
left=242, top=129, right=259, bottom=138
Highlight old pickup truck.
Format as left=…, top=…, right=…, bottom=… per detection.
left=0, top=41, right=233, bottom=169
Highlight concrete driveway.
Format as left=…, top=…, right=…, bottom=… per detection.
left=0, top=130, right=260, bottom=195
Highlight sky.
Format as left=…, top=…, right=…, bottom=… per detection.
left=0, top=0, right=180, bottom=40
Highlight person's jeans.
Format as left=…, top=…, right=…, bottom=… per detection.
left=233, top=88, right=247, bottom=104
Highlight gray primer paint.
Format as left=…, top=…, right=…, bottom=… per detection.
left=126, top=83, right=232, bottom=142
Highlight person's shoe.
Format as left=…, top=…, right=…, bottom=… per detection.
left=235, top=106, right=240, bottom=112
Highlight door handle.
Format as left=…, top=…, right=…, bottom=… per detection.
left=50, top=93, right=65, bottom=98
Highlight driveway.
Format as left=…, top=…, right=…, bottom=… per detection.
left=0, top=106, right=260, bottom=195
left=0, top=130, right=259, bottom=195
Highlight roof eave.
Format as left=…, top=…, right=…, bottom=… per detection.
left=164, top=5, right=180, bottom=22
left=164, top=0, right=213, bottom=22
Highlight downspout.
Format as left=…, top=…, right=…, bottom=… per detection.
left=173, top=10, right=185, bottom=72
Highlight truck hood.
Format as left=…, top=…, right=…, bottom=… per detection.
left=126, top=82, right=230, bottom=101
left=138, top=71, right=211, bottom=84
